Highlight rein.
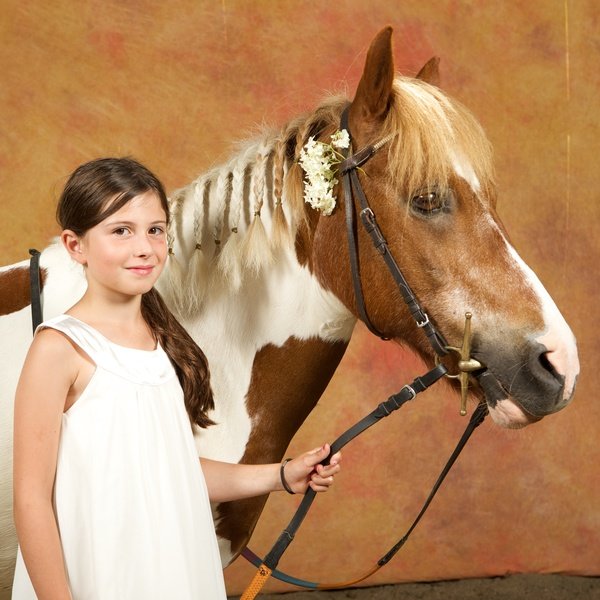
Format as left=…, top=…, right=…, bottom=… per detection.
left=241, top=399, right=487, bottom=594
left=240, top=108, right=488, bottom=597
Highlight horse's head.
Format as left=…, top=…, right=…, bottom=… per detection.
left=305, top=27, right=579, bottom=428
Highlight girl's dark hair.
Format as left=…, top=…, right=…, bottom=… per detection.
left=58, top=157, right=214, bottom=428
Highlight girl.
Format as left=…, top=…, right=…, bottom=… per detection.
left=12, top=157, right=341, bottom=599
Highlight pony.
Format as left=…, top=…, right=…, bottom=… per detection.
left=0, top=27, right=579, bottom=596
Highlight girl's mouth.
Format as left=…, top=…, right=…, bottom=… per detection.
left=127, top=266, right=154, bottom=276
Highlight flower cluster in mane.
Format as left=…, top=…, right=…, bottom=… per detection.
left=299, top=129, right=350, bottom=215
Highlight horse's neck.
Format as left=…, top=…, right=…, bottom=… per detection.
left=155, top=135, right=356, bottom=463
left=166, top=246, right=354, bottom=462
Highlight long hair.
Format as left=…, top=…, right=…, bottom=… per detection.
left=57, top=157, right=214, bottom=428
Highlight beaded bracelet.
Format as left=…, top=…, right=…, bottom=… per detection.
left=280, top=458, right=295, bottom=494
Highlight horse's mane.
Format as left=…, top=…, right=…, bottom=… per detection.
left=163, top=77, right=494, bottom=314
left=387, top=78, right=494, bottom=197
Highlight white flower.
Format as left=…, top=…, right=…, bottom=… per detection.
left=331, top=129, right=350, bottom=149
left=298, top=129, right=350, bottom=215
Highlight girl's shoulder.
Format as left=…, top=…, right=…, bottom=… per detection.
left=32, top=323, right=77, bottom=352
left=27, top=319, right=89, bottom=377
left=30, top=326, right=80, bottom=361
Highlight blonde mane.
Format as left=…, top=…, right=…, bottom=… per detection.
left=162, top=77, right=494, bottom=315
left=385, top=77, right=495, bottom=197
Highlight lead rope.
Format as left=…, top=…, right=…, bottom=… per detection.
left=241, top=401, right=487, bottom=591
left=240, top=363, right=453, bottom=599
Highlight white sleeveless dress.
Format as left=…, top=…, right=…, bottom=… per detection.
left=12, top=315, right=226, bottom=599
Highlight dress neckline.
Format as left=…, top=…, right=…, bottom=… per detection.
left=63, top=314, right=161, bottom=354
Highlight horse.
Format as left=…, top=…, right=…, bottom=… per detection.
left=0, top=27, right=579, bottom=596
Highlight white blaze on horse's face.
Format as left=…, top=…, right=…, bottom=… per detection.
left=501, top=241, right=579, bottom=410
left=452, top=152, right=481, bottom=193
left=490, top=235, right=579, bottom=426
left=450, top=157, right=580, bottom=428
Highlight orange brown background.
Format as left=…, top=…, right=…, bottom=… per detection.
left=1, top=1, right=598, bottom=595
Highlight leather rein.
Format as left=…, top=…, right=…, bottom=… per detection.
left=240, top=107, right=488, bottom=597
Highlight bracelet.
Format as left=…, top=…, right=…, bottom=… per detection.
left=280, top=458, right=295, bottom=495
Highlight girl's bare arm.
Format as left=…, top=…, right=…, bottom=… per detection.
left=200, top=444, right=341, bottom=503
left=13, top=329, right=79, bottom=600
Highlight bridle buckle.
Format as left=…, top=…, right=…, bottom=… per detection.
left=416, top=313, right=430, bottom=328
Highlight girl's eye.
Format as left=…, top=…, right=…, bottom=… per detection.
left=410, top=190, right=449, bottom=216
left=149, top=226, right=165, bottom=235
left=113, top=227, right=129, bottom=236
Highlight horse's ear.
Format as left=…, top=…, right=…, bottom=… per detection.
left=416, top=57, right=441, bottom=86
left=349, top=26, right=395, bottom=127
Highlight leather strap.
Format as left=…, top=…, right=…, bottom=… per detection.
left=376, top=401, right=488, bottom=567
left=241, top=107, right=490, bottom=597
left=342, top=150, right=387, bottom=338
left=339, top=144, right=377, bottom=174
left=242, top=402, right=488, bottom=590
left=339, top=107, right=448, bottom=356
left=249, top=364, right=448, bottom=581
left=28, top=249, right=43, bottom=334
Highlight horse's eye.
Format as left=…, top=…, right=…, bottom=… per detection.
left=411, top=190, right=447, bottom=216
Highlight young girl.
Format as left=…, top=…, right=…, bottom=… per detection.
left=12, top=157, right=341, bottom=599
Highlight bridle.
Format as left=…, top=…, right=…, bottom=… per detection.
left=338, top=105, right=487, bottom=415
left=240, top=107, right=489, bottom=597
left=339, top=106, right=448, bottom=356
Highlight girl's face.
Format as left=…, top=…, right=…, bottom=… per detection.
left=64, top=191, right=168, bottom=300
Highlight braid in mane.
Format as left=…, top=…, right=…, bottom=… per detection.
left=271, top=134, right=290, bottom=249
left=141, top=288, right=214, bottom=429
left=283, top=98, right=348, bottom=225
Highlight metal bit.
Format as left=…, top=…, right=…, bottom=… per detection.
left=444, top=312, right=483, bottom=415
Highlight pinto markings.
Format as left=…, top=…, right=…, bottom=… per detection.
left=0, top=263, right=47, bottom=318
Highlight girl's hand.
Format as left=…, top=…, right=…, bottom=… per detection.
left=281, top=444, right=341, bottom=494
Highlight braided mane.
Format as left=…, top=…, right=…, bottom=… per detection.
left=162, top=77, right=494, bottom=314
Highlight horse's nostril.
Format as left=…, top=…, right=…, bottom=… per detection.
left=539, top=351, right=560, bottom=382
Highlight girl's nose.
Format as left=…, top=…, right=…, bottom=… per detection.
left=134, top=235, right=153, bottom=256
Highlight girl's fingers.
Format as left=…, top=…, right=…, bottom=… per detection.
left=290, top=445, right=341, bottom=493
left=304, top=447, right=341, bottom=470
left=316, top=462, right=341, bottom=477
left=309, top=477, right=334, bottom=492
left=302, top=444, right=331, bottom=468
left=311, top=471, right=335, bottom=486
left=329, top=451, right=342, bottom=465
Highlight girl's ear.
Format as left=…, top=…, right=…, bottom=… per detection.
left=61, top=230, right=87, bottom=265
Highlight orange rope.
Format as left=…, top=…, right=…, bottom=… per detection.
left=240, top=564, right=272, bottom=600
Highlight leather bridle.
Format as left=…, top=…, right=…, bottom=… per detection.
left=241, top=107, right=489, bottom=597
left=339, top=106, right=448, bottom=356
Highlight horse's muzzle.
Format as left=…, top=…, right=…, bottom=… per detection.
left=475, top=340, right=573, bottom=421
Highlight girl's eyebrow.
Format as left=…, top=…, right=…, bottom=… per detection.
left=103, top=219, right=167, bottom=227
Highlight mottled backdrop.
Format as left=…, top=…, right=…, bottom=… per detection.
left=1, top=0, right=598, bottom=595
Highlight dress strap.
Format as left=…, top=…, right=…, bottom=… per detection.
left=36, top=315, right=177, bottom=385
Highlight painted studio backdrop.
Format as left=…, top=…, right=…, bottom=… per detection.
left=1, top=1, right=598, bottom=596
